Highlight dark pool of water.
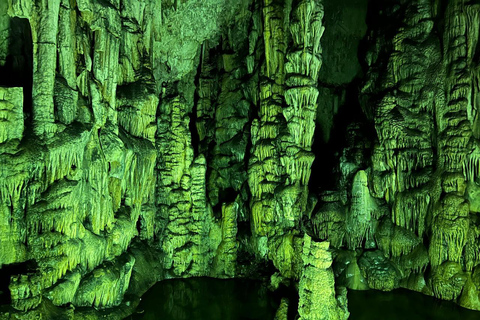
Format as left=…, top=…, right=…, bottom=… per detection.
left=126, top=278, right=480, bottom=320
left=348, top=288, right=480, bottom=320
left=126, top=278, right=280, bottom=320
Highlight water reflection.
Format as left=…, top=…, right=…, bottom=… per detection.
left=348, top=288, right=480, bottom=320
left=127, top=278, right=279, bottom=320
left=127, top=278, right=480, bottom=320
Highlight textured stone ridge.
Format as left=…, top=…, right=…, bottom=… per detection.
left=0, top=0, right=250, bottom=316
left=298, top=235, right=349, bottom=320
left=313, top=0, right=480, bottom=313
left=2, top=0, right=480, bottom=318
left=0, top=87, right=23, bottom=144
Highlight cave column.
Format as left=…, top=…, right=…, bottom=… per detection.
left=156, top=95, right=217, bottom=277
left=248, top=0, right=288, bottom=237
left=281, top=0, right=324, bottom=224
left=31, top=0, right=61, bottom=136
left=248, top=0, right=325, bottom=279
left=429, top=0, right=475, bottom=269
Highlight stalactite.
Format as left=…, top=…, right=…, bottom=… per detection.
left=392, top=191, right=430, bottom=237
left=376, top=218, right=422, bottom=259
left=312, top=200, right=346, bottom=248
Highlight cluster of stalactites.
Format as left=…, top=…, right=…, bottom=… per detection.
left=156, top=96, right=219, bottom=277
left=248, top=0, right=288, bottom=238
left=1, top=124, right=157, bottom=311
left=391, top=191, right=430, bottom=237
left=5, top=0, right=162, bottom=137
left=428, top=0, right=480, bottom=302
left=205, top=20, right=252, bottom=207
left=324, top=0, right=480, bottom=310
left=362, top=1, right=439, bottom=262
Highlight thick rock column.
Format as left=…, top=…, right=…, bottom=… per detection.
left=298, top=235, right=349, bottom=320
left=248, top=0, right=287, bottom=238
left=248, top=0, right=325, bottom=280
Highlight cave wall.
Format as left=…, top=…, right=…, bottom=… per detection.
left=315, top=0, right=480, bottom=311
left=0, top=0, right=346, bottom=318
left=0, top=0, right=252, bottom=315
left=0, top=0, right=480, bottom=319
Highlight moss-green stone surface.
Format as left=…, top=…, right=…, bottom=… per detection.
left=1, top=0, right=480, bottom=318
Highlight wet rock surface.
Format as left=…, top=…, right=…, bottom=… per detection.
left=0, top=0, right=480, bottom=319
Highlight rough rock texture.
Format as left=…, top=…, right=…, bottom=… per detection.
left=298, top=235, right=349, bottom=320
left=2, top=0, right=480, bottom=318
left=0, top=0, right=251, bottom=317
left=313, top=0, right=480, bottom=313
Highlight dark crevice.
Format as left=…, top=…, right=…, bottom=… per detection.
left=310, top=79, right=375, bottom=192
left=243, top=116, right=254, bottom=172
left=90, top=30, right=95, bottom=69
left=212, top=202, right=222, bottom=220
left=189, top=44, right=205, bottom=158
left=237, top=220, right=252, bottom=238
left=136, top=217, right=142, bottom=236
left=0, top=260, right=38, bottom=305
left=188, top=111, right=200, bottom=157
left=0, top=17, right=33, bottom=126
left=218, top=187, right=238, bottom=205
left=211, top=187, right=238, bottom=219
left=274, top=283, right=299, bottom=320
left=474, top=37, right=480, bottom=66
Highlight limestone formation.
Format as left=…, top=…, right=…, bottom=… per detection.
left=313, top=0, right=480, bottom=313
left=298, top=235, right=349, bottom=320
left=2, top=0, right=480, bottom=318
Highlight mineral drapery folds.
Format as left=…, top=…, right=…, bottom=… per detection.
left=0, top=0, right=480, bottom=319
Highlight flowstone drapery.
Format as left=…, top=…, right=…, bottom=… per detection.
left=314, top=0, right=480, bottom=312
left=1, top=0, right=480, bottom=319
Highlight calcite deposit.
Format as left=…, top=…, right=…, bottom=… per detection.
left=0, top=0, right=480, bottom=319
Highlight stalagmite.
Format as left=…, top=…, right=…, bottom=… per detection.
left=213, top=199, right=239, bottom=277
left=346, top=170, right=377, bottom=248
left=297, top=235, right=349, bottom=320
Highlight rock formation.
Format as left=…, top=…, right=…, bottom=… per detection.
left=0, top=0, right=480, bottom=319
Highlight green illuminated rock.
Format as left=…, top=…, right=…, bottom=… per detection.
left=316, top=0, right=480, bottom=312
left=298, top=235, right=349, bottom=320
left=2, top=0, right=480, bottom=318
left=0, top=87, right=23, bottom=144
